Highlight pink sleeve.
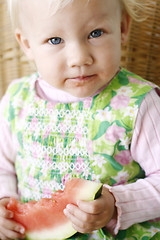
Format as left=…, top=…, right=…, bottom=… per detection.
left=105, top=88, right=160, bottom=235
left=0, top=94, right=19, bottom=199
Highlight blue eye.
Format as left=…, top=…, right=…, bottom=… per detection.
left=48, top=37, right=62, bottom=45
left=89, top=29, right=104, bottom=39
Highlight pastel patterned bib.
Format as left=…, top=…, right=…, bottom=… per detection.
left=4, top=68, right=160, bottom=239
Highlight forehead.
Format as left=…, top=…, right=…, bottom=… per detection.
left=18, top=0, right=122, bottom=36
left=20, top=0, right=121, bottom=22
left=20, top=0, right=121, bottom=15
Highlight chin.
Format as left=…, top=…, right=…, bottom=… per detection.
left=71, top=92, right=92, bottom=99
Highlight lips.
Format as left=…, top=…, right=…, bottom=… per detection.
left=67, top=75, right=96, bottom=88
left=67, top=74, right=96, bottom=82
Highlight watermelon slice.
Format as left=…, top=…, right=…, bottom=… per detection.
left=7, top=178, right=102, bottom=240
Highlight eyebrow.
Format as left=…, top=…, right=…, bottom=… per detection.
left=86, top=12, right=113, bottom=29
left=89, top=13, right=109, bottom=22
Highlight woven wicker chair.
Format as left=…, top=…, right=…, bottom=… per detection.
left=122, top=0, right=160, bottom=86
left=0, top=0, right=160, bottom=99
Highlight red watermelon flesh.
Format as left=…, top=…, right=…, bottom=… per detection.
left=7, top=178, right=102, bottom=240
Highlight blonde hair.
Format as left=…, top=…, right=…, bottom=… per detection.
left=121, top=0, right=151, bottom=21
left=7, top=0, right=151, bottom=29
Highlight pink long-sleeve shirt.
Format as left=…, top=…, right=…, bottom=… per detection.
left=0, top=78, right=160, bottom=234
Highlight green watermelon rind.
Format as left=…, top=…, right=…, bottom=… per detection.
left=26, top=221, right=76, bottom=240
left=70, top=179, right=102, bottom=201
left=26, top=180, right=102, bottom=240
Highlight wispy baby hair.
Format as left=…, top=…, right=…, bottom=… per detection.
left=7, top=0, right=75, bottom=28
left=7, top=0, right=151, bottom=29
left=121, top=0, right=151, bottom=21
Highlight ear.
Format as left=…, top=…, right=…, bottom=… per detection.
left=15, top=28, right=34, bottom=60
left=121, top=12, right=131, bottom=44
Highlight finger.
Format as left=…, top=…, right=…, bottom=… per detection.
left=64, top=205, right=110, bottom=233
left=0, top=198, right=10, bottom=206
left=64, top=204, right=96, bottom=223
left=0, top=209, right=13, bottom=219
left=0, top=232, right=6, bottom=240
left=72, top=223, right=94, bottom=234
left=72, top=214, right=108, bottom=233
left=0, top=201, right=13, bottom=219
left=64, top=209, right=95, bottom=233
left=77, top=198, right=104, bottom=214
left=0, top=227, right=25, bottom=240
left=71, top=219, right=103, bottom=234
left=0, top=218, right=25, bottom=234
left=64, top=208, right=84, bottom=228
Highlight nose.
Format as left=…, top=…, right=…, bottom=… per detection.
left=66, top=42, right=93, bottom=68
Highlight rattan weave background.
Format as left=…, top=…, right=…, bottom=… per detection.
left=121, top=0, right=160, bottom=86
left=0, top=0, right=160, bottom=99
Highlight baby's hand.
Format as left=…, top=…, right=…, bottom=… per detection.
left=64, top=186, right=116, bottom=233
left=0, top=198, right=25, bottom=239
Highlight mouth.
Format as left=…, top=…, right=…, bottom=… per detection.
left=66, top=74, right=96, bottom=84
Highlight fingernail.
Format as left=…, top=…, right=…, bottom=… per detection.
left=20, top=227, right=25, bottom=234
left=66, top=204, right=72, bottom=210
left=64, top=209, right=69, bottom=217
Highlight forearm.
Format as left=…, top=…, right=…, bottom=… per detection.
left=105, top=89, right=160, bottom=234
left=105, top=173, right=160, bottom=234
left=0, top=172, right=18, bottom=199
left=0, top=133, right=18, bottom=199
left=0, top=95, right=18, bottom=199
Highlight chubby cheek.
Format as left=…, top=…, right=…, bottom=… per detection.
left=98, top=48, right=121, bottom=82
left=35, top=57, right=65, bottom=87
